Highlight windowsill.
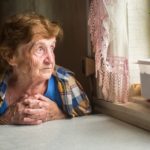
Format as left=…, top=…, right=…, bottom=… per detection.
left=93, top=97, right=150, bottom=131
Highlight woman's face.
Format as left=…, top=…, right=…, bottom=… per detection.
left=13, top=35, right=56, bottom=81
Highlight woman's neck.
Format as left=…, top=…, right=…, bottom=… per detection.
left=8, top=72, right=47, bottom=97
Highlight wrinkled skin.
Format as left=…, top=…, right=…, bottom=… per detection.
left=0, top=36, right=66, bottom=125
left=9, top=94, right=66, bottom=125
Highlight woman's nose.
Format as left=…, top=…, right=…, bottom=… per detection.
left=44, top=51, right=54, bottom=64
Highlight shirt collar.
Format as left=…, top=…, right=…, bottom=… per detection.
left=53, top=65, right=74, bottom=81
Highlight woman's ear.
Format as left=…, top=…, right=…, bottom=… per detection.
left=7, top=56, right=18, bottom=67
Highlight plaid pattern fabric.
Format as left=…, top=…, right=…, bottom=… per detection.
left=0, top=73, right=7, bottom=108
left=0, top=65, right=91, bottom=117
left=54, top=66, right=91, bottom=117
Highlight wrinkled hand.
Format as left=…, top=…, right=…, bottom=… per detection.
left=9, top=95, right=42, bottom=125
left=10, top=94, right=66, bottom=125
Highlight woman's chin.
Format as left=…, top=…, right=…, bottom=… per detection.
left=32, top=70, right=53, bottom=81
left=40, top=73, right=52, bottom=80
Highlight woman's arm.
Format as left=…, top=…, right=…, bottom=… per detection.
left=0, top=94, right=67, bottom=125
left=0, top=99, right=43, bottom=125
left=0, top=107, right=12, bottom=124
left=57, top=75, right=92, bottom=117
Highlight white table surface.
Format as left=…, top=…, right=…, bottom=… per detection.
left=0, top=114, right=150, bottom=150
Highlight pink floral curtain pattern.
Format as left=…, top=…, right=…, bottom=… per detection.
left=88, top=0, right=129, bottom=103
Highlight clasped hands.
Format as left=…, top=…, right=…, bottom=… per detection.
left=9, top=94, right=66, bottom=125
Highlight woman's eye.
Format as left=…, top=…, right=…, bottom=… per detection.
left=35, top=47, right=45, bottom=55
left=50, top=46, right=55, bottom=51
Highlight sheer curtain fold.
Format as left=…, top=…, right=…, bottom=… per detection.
left=88, top=0, right=129, bottom=103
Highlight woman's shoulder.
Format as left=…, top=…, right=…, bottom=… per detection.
left=0, top=72, right=8, bottom=94
left=0, top=72, right=8, bottom=107
left=53, top=65, right=75, bottom=81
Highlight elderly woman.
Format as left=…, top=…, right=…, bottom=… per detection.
left=0, top=13, right=91, bottom=125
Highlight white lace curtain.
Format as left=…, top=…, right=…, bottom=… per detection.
left=88, top=0, right=129, bottom=103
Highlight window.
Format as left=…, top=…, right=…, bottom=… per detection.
left=128, top=0, right=150, bottom=84
left=91, top=0, right=150, bottom=131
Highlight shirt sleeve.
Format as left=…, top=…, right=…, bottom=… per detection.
left=57, top=75, right=92, bottom=117
left=0, top=98, right=7, bottom=115
left=0, top=73, right=8, bottom=115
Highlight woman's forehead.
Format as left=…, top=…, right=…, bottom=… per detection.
left=18, top=36, right=56, bottom=55
left=31, top=35, right=56, bottom=46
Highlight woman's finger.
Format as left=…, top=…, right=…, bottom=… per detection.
left=23, top=98, right=42, bottom=108
left=23, top=117, right=42, bottom=125
left=34, top=94, right=50, bottom=102
left=33, top=94, right=56, bottom=109
left=24, top=108, right=43, bottom=115
left=24, top=108, right=48, bottom=120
